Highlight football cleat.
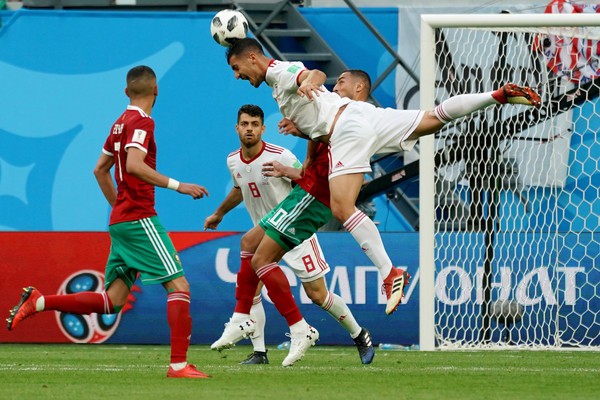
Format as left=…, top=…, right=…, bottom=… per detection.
left=353, top=328, right=375, bottom=365
left=240, top=350, right=269, bottom=365
left=7, top=286, right=42, bottom=331
left=166, top=364, right=210, bottom=378
left=501, top=83, right=542, bottom=107
left=210, top=317, right=256, bottom=351
left=382, top=268, right=410, bottom=315
left=282, top=325, right=319, bottom=367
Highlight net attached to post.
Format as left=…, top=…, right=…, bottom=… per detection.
left=426, top=16, right=600, bottom=349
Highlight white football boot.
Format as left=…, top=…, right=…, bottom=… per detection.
left=281, top=325, right=319, bottom=367
left=210, top=317, right=256, bottom=351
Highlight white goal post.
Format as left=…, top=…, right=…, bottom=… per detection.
left=420, top=13, right=600, bottom=350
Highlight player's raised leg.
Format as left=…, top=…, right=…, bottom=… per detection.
left=410, top=83, right=542, bottom=140
left=330, top=173, right=409, bottom=315
left=431, top=83, right=541, bottom=127
left=6, top=287, right=43, bottom=331
left=7, top=279, right=127, bottom=331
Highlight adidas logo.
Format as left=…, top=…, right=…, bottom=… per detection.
left=236, top=172, right=242, bottom=178
left=335, top=161, right=344, bottom=168
left=392, top=275, right=405, bottom=293
left=287, top=227, right=296, bottom=235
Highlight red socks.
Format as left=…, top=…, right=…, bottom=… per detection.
left=256, top=263, right=302, bottom=326
left=44, top=292, right=114, bottom=314
left=234, top=252, right=303, bottom=326
left=167, top=291, right=191, bottom=364
left=234, top=251, right=260, bottom=314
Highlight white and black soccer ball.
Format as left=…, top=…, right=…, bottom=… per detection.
left=55, top=270, right=121, bottom=344
left=210, top=9, right=249, bottom=47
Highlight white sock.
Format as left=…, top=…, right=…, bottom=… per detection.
left=170, top=361, right=187, bottom=371
left=249, top=295, right=266, bottom=352
left=36, top=296, right=45, bottom=312
left=289, top=319, right=308, bottom=335
left=344, top=210, right=393, bottom=278
left=231, top=311, right=250, bottom=322
left=320, top=291, right=361, bottom=338
left=434, top=92, right=496, bottom=123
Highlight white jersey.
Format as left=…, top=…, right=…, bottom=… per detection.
left=266, top=59, right=351, bottom=140
left=227, top=141, right=301, bottom=225
left=227, top=140, right=329, bottom=282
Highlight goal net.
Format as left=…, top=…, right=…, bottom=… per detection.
left=419, top=12, right=600, bottom=349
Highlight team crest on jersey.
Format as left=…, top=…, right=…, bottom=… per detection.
left=133, top=129, right=147, bottom=144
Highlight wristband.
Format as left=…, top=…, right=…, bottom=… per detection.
left=167, top=178, right=180, bottom=191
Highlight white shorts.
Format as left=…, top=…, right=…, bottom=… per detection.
left=281, top=234, right=329, bottom=282
left=328, top=101, right=424, bottom=179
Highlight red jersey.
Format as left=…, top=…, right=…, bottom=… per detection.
left=102, top=105, right=157, bottom=225
left=295, top=142, right=330, bottom=207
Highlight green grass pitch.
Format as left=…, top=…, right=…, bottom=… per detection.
left=0, top=344, right=598, bottom=400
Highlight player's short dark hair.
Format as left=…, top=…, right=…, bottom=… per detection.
left=345, top=69, right=371, bottom=93
left=237, top=104, right=264, bottom=124
left=126, top=65, right=156, bottom=96
left=226, top=38, right=264, bottom=63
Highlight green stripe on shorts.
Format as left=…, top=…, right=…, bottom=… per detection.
left=105, top=216, right=184, bottom=288
left=259, top=186, right=332, bottom=251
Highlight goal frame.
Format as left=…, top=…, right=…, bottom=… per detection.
left=419, top=12, right=600, bottom=351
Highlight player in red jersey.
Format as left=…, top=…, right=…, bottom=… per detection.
left=210, top=70, right=379, bottom=366
left=6, top=66, right=210, bottom=379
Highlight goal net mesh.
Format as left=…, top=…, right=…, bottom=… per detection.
left=430, top=20, right=600, bottom=349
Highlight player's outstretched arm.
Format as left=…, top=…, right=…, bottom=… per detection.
left=204, top=187, right=243, bottom=230
left=126, top=147, right=208, bottom=199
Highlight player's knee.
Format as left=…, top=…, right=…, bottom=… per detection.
left=250, top=254, right=266, bottom=270
left=165, top=276, right=190, bottom=293
left=241, top=229, right=261, bottom=252
left=331, top=206, right=353, bottom=224
left=240, top=233, right=253, bottom=252
left=304, top=286, right=327, bottom=304
left=106, top=293, right=127, bottom=312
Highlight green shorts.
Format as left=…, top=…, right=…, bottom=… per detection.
left=105, top=216, right=184, bottom=288
left=259, top=186, right=332, bottom=251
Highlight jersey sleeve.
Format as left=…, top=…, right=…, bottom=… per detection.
left=124, top=117, right=155, bottom=154
left=279, top=148, right=302, bottom=170
left=278, top=149, right=302, bottom=183
left=102, top=133, right=114, bottom=156
left=226, top=154, right=241, bottom=188
left=266, top=60, right=307, bottom=92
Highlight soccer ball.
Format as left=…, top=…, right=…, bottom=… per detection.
left=210, top=9, right=249, bottom=47
left=55, top=270, right=121, bottom=344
